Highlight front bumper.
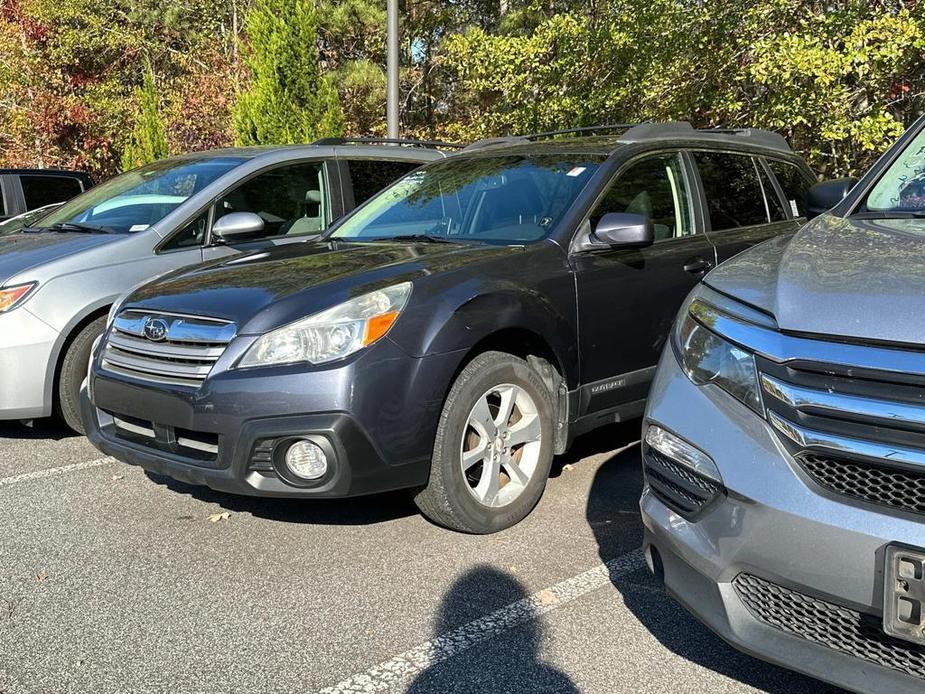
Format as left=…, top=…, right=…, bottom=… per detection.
left=82, top=338, right=465, bottom=498
left=641, top=348, right=925, bottom=693
left=0, top=307, right=59, bottom=419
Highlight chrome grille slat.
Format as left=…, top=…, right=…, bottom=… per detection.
left=101, top=310, right=235, bottom=387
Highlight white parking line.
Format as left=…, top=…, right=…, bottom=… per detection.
left=319, top=548, right=646, bottom=693
left=0, top=457, right=113, bottom=487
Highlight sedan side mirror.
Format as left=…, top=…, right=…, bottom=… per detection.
left=212, top=212, right=265, bottom=243
left=806, top=178, right=859, bottom=219
left=586, top=212, right=655, bottom=250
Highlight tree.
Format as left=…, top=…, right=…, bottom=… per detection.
left=121, top=61, right=169, bottom=170
left=233, top=0, right=344, bottom=145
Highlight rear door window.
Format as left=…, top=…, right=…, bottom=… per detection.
left=693, top=152, right=769, bottom=230
left=766, top=159, right=815, bottom=218
left=346, top=159, right=421, bottom=206
left=20, top=175, right=84, bottom=210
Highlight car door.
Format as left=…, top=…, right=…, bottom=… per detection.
left=340, top=158, right=424, bottom=210
left=17, top=173, right=86, bottom=212
left=572, top=150, right=715, bottom=416
left=690, top=150, right=802, bottom=263
left=201, top=159, right=339, bottom=262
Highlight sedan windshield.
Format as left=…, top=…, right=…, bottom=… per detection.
left=329, top=154, right=606, bottom=244
left=863, top=126, right=925, bottom=214
left=33, top=156, right=247, bottom=234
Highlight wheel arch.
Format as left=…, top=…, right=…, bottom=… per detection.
left=45, top=300, right=114, bottom=414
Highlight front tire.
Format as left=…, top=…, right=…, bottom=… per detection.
left=414, top=351, right=555, bottom=534
left=58, top=316, right=106, bottom=434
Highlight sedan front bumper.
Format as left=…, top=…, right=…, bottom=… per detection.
left=0, top=307, right=60, bottom=419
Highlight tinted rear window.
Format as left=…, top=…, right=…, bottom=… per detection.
left=693, top=152, right=769, bottom=230
left=20, top=175, right=83, bottom=210
left=347, top=159, right=421, bottom=206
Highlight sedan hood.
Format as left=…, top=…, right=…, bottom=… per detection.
left=125, top=240, right=522, bottom=334
left=705, top=213, right=925, bottom=346
left=0, top=230, right=124, bottom=285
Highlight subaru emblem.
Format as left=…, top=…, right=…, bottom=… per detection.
left=143, top=317, right=170, bottom=342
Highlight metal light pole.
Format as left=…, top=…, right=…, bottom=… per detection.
left=386, top=0, right=400, bottom=139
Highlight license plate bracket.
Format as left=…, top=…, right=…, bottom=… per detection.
left=884, top=545, right=925, bottom=645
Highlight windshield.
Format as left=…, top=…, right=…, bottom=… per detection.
left=0, top=203, right=62, bottom=236
left=34, top=156, right=247, bottom=233
left=329, top=154, right=606, bottom=244
left=864, top=126, right=925, bottom=213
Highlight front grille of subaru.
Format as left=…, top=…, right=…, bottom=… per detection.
left=734, top=573, right=925, bottom=680
left=759, top=356, right=925, bottom=518
left=101, top=310, right=236, bottom=387
left=642, top=446, right=723, bottom=519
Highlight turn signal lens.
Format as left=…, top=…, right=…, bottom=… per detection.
left=364, top=311, right=400, bottom=346
left=0, top=283, right=36, bottom=312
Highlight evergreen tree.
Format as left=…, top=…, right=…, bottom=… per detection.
left=233, top=0, right=344, bottom=145
left=121, top=60, right=169, bottom=171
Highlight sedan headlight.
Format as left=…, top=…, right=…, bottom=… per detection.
left=0, top=282, right=36, bottom=312
left=238, top=282, right=412, bottom=368
left=674, top=302, right=763, bottom=414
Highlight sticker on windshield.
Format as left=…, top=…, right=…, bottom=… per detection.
left=566, top=167, right=587, bottom=177
left=129, top=224, right=150, bottom=232
left=789, top=200, right=800, bottom=216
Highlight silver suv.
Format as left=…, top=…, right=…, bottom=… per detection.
left=642, top=116, right=925, bottom=692
left=0, top=141, right=447, bottom=431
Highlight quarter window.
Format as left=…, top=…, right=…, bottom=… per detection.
left=214, top=162, right=326, bottom=240
left=347, top=160, right=420, bottom=206
left=20, top=175, right=83, bottom=210
left=160, top=211, right=209, bottom=251
left=591, top=153, right=693, bottom=241
left=767, top=159, right=815, bottom=217
left=694, top=152, right=769, bottom=230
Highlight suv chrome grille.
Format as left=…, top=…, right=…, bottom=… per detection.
left=102, top=310, right=236, bottom=387
left=759, top=356, right=925, bottom=517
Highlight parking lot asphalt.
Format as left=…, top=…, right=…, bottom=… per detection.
left=0, top=419, right=841, bottom=694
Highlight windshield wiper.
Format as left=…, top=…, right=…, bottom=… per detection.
left=46, top=222, right=110, bottom=234
left=374, top=234, right=458, bottom=244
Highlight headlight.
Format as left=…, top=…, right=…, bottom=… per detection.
left=238, top=282, right=412, bottom=368
left=674, top=302, right=763, bottom=414
left=0, top=282, right=36, bottom=312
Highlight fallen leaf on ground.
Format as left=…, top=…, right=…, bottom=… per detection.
left=111, top=474, right=124, bottom=481
left=208, top=512, right=231, bottom=523
left=562, top=463, right=575, bottom=471
left=536, top=589, right=559, bottom=606
left=34, top=572, right=47, bottom=583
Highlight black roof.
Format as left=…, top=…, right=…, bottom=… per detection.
left=0, top=168, right=93, bottom=178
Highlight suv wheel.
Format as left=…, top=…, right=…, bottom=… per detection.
left=58, top=316, right=106, bottom=434
left=414, top=351, right=555, bottom=533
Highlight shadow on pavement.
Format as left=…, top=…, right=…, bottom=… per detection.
left=407, top=565, right=578, bottom=694
left=143, top=472, right=418, bottom=526
left=586, top=418, right=841, bottom=693
left=0, top=418, right=78, bottom=441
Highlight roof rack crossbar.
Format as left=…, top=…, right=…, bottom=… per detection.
left=311, top=137, right=464, bottom=150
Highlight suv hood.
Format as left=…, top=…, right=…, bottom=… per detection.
left=0, top=230, right=124, bottom=285
left=125, top=240, right=522, bottom=334
left=705, top=213, right=925, bottom=346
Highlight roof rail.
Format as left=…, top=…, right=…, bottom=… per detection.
left=463, top=124, right=638, bottom=151
left=311, top=137, right=464, bottom=150
left=620, top=122, right=792, bottom=152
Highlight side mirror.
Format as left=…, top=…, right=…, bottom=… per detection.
left=806, top=178, right=859, bottom=219
left=211, top=212, right=265, bottom=243
left=586, top=212, right=654, bottom=250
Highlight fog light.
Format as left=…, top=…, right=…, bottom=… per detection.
left=645, top=424, right=721, bottom=483
left=284, top=440, right=328, bottom=480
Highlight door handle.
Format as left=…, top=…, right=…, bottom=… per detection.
left=683, top=257, right=713, bottom=274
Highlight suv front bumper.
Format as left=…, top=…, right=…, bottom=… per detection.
left=82, top=339, right=465, bottom=498
left=641, top=348, right=925, bottom=693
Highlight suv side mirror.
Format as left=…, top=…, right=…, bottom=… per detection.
left=588, top=212, right=655, bottom=249
left=806, top=178, right=858, bottom=219
left=212, top=212, right=265, bottom=243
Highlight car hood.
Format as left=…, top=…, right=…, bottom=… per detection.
left=125, top=240, right=522, bottom=334
left=705, top=213, right=925, bottom=346
left=0, top=230, right=125, bottom=284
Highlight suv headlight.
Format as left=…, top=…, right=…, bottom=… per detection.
left=238, top=282, right=412, bottom=368
left=674, top=301, right=763, bottom=414
left=0, top=282, right=36, bottom=312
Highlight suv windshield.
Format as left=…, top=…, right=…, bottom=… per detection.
left=863, top=126, right=925, bottom=214
left=329, top=154, right=606, bottom=244
left=33, top=156, right=247, bottom=234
